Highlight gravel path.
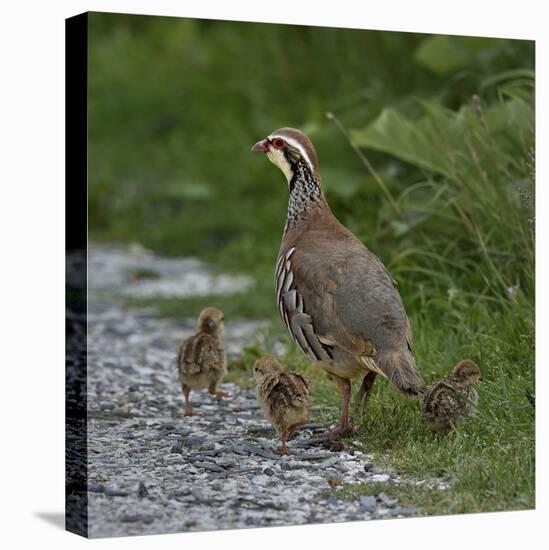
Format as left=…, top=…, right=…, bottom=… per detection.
left=81, top=244, right=437, bottom=537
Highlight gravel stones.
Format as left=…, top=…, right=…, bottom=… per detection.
left=378, top=492, right=399, bottom=507
left=83, top=244, right=434, bottom=538
left=359, top=495, right=377, bottom=512
left=104, top=484, right=129, bottom=497
left=88, top=243, right=253, bottom=299
left=370, top=473, right=391, bottom=483
left=137, top=482, right=149, bottom=499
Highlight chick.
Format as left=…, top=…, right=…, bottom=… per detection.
left=422, top=359, right=481, bottom=433
left=177, top=307, right=228, bottom=416
left=254, top=356, right=310, bottom=455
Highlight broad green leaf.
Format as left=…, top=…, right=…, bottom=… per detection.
left=350, top=105, right=457, bottom=180
left=350, top=96, right=534, bottom=184
left=414, top=35, right=471, bottom=75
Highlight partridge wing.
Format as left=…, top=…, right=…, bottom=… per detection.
left=275, top=246, right=335, bottom=362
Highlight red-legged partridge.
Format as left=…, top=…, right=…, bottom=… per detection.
left=254, top=355, right=310, bottom=455
left=422, top=359, right=481, bottom=433
left=177, top=307, right=229, bottom=416
left=252, top=128, right=423, bottom=439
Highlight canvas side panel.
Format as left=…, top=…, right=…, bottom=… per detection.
left=65, top=11, right=89, bottom=539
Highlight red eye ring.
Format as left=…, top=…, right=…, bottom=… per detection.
left=272, top=138, right=285, bottom=149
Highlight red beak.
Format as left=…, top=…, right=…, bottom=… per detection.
left=251, top=138, right=269, bottom=152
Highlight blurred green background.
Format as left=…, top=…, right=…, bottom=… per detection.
left=88, top=13, right=534, bottom=317
left=88, top=13, right=535, bottom=514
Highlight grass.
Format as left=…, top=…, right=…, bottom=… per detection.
left=88, top=14, right=535, bottom=516
left=213, top=298, right=534, bottom=514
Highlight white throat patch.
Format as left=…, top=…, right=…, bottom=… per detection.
left=266, top=146, right=293, bottom=181
left=266, top=134, right=315, bottom=182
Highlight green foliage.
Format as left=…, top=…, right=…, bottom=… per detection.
left=351, top=95, right=533, bottom=182
left=413, top=35, right=516, bottom=76
left=350, top=82, right=534, bottom=309
left=87, top=13, right=534, bottom=516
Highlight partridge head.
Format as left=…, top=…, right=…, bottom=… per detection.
left=252, top=128, right=423, bottom=440
left=177, top=306, right=229, bottom=417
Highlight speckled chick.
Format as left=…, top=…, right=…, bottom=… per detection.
left=254, top=356, right=310, bottom=455
left=177, top=307, right=228, bottom=416
left=422, top=359, right=481, bottom=433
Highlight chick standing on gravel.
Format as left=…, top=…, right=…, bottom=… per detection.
left=254, top=356, right=310, bottom=455
left=177, top=307, right=229, bottom=416
left=421, top=359, right=481, bottom=433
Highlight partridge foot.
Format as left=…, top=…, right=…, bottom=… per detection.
left=212, top=391, right=230, bottom=399
left=184, top=409, right=194, bottom=417
left=311, top=423, right=357, bottom=441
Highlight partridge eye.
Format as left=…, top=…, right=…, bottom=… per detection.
left=272, top=138, right=285, bottom=149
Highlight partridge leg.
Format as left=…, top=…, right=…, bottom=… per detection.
left=182, top=384, right=193, bottom=417
left=313, top=379, right=355, bottom=440
left=208, top=381, right=230, bottom=399
left=351, top=372, right=377, bottom=423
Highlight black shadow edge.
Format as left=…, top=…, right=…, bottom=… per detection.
left=65, top=11, right=89, bottom=539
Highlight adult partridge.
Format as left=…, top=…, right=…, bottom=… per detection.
left=422, top=359, right=481, bottom=433
left=177, top=307, right=229, bottom=416
left=252, top=128, right=423, bottom=439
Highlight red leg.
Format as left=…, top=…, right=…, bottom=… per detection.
left=313, top=379, right=356, bottom=440
left=212, top=391, right=230, bottom=399
left=182, top=385, right=193, bottom=417
left=208, top=381, right=230, bottom=399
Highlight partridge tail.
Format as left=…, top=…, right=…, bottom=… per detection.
left=379, top=349, right=424, bottom=396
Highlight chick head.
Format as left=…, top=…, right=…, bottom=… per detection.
left=253, top=355, right=283, bottom=382
left=453, top=359, right=482, bottom=385
left=197, top=306, right=224, bottom=335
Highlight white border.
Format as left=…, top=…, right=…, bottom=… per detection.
left=0, top=1, right=546, bottom=549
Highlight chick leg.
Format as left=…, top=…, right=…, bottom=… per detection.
left=351, top=372, right=377, bottom=423
left=288, top=420, right=307, bottom=434
left=274, top=429, right=289, bottom=456
left=313, top=379, right=355, bottom=440
left=208, top=381, right=230, bottom=399
left=182, top=384, right=193, bottom=417
left=287, top=420, right=308, bottom=441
